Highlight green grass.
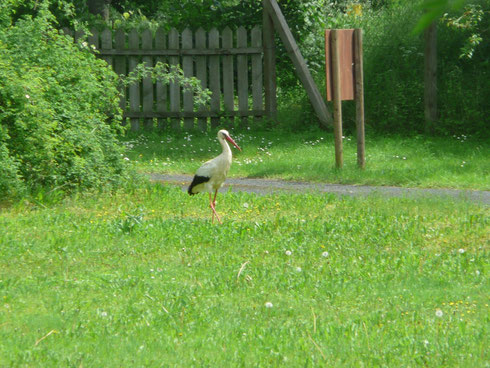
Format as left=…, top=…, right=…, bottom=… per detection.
left=122, top=129, right=490, bottom=190
left=0, top=183, right=488, bottom=366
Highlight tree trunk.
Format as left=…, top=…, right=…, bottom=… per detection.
left=87, top=0, right=111, bottom=21
left=424, top=21, right=437, bottom=134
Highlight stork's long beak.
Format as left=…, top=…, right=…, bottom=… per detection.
left=225, top=135, right=241, bottom=151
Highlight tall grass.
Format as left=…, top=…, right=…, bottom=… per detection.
left=0, top=183, right=488, bottom=366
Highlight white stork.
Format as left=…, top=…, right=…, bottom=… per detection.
left=188, top=129, right=241, bottom=223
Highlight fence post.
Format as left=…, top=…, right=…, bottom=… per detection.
left=128, top=29, right=140, bottom=131
left=195, top=28, right=208, bottom=132
left=262, top=6, right=277, bottom=121
left=208, top=28, right=221, bottom=129
left=331, top=30, right=343, bottom=168
left=141, top=29, right=154, bottom=129
left=354, top=28, right=365, bottom=169
left=155, top=27, right=167, bottom=130
left=169, top=28, right=181, bottom=131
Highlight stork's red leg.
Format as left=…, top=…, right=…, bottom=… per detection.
left=209, top=192, right=222, bottom=224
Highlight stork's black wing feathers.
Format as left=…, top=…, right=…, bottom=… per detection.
left=188, top=175, right=210, bottom=195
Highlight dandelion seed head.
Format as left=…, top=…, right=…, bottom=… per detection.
left=322, top=251, right=329, bottom=258
left=265, top=302, right=273, bottom=308
left=285, top=250, right=292, bottom=256
left=435, top=309, right=443, bottom=317
left=458, top=248, right=465, bottom=254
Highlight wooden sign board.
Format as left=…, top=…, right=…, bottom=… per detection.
left=325, top=29, right=355, bottom=101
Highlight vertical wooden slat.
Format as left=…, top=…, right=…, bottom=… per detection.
left=251, top=26, right=263, bottom=122
left=114, top=29, right=127, bottom=125
left=62, top=28, right=73, bottom=38
left=237, top=27, right=249, bottom=127
left=262, top=10, right=277, bottom=121
left=100, top=29, right=113, bottom=68
left=424, top=21, right=437, bottom=133
left=222, top=27, right=234, bottom=122
left=195, top=28, right=207, bottom=131
left=354, top=28, right=365, bottom=169
left=74, top=30, right=84, bottom=42
left=88, top=28, right=98, bottom=49
left=331, top=30, right=343, bottom=168
left=128, top=29, right=140, bottom=131
left=182, top=28, right=194, bottom=130
left=169, top=28, right=181, bottom=130
left=141, top=29, right=154, bottom=129
left=208, top=28, right=221, bottom=129
left=155, top=27, right=167, bottom=130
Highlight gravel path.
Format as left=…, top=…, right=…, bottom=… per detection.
left=148, top=173, right=490, bottom=205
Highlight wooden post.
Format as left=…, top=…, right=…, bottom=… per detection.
left=424, top=21, right=437, bottom=134
left=237, top=27, right=249, bottom=127
left=354, top=28, right=365, bottom=169
left=331, top=30, right=343, bottom=168
left=222, top=27, right=235, bottom=125
left=141, top=29, right=154, bottom=129
left=208, top=28, right=221, bottom=129
left=128, top=29, right=140, bottom=131
left=263, top=7, right=277, bottom=121
left=182, top=28, right=194, bottom=130
left=169, top=28, right=181, bottom=131
left=155, top=27, right=167, bottom=130
left=195, top=28, right=208, bottom=132
left=251, top=26, right=263, bottom=123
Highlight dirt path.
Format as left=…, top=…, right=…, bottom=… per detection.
left=148, top=173, right=490, bottom=205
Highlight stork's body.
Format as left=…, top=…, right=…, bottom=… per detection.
left=188, top=130, right=241, bottom=223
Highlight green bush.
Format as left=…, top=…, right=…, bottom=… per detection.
left=0, top=2, right=127, bottom=198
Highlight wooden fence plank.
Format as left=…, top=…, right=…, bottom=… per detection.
left=88, top=28, right=98, bottom=49
left=155, top=27, right=167, bottom=130
left=81, top=26, right=268, bottom=131
left=208, top=28, right=221, bottom=129
left=128, top=29, right=140, bottom=131
left=222, top=27, right=234, bottom=122
left=141, top=29, right=154, bottom=129
left=169, top=28, right=181, bottom=130
left=262, top=10, right=277, bottom=120
left=237, top=27, right=249, bottom=127
left=114, top=28, right=127, bottom=124
left=182, top=28, right=194, bottom=130
left=195, top=28, right=208, bottom=131
left=251, top=26, right=263, bottom=123
left=100, top=29, right=113, bottom=67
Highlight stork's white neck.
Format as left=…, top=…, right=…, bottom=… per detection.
left=219, top=136, right=232, bottom=159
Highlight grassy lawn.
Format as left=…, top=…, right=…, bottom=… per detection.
left=122, top=128, right=490, bottom=190
left=1, top=183, right=488, bottom=366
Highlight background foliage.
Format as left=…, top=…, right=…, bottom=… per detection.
left=0, top=1, right=126, bottom=198
left=102, top=0, right=489, bottom=136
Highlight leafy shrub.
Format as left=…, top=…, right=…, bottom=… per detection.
left=0, top=2, right=126, bottom=198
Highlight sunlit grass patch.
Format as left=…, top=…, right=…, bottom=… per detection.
left=0, top=183, right=488, bottom=366
left=122, top=128, right=489, bottom=190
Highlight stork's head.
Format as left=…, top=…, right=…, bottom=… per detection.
left=218, top=129, right=241, bottom=151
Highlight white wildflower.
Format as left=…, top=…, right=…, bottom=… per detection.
left=285, top=250, right=292, bottom=256
left=435, top=309, right=443, bottom=317
left=265, top=302, right=273, bottom=308
left=322, top=251, right=329, bottom=258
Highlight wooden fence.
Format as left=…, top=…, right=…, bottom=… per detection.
left=67, top=26, right=271, bottom=131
